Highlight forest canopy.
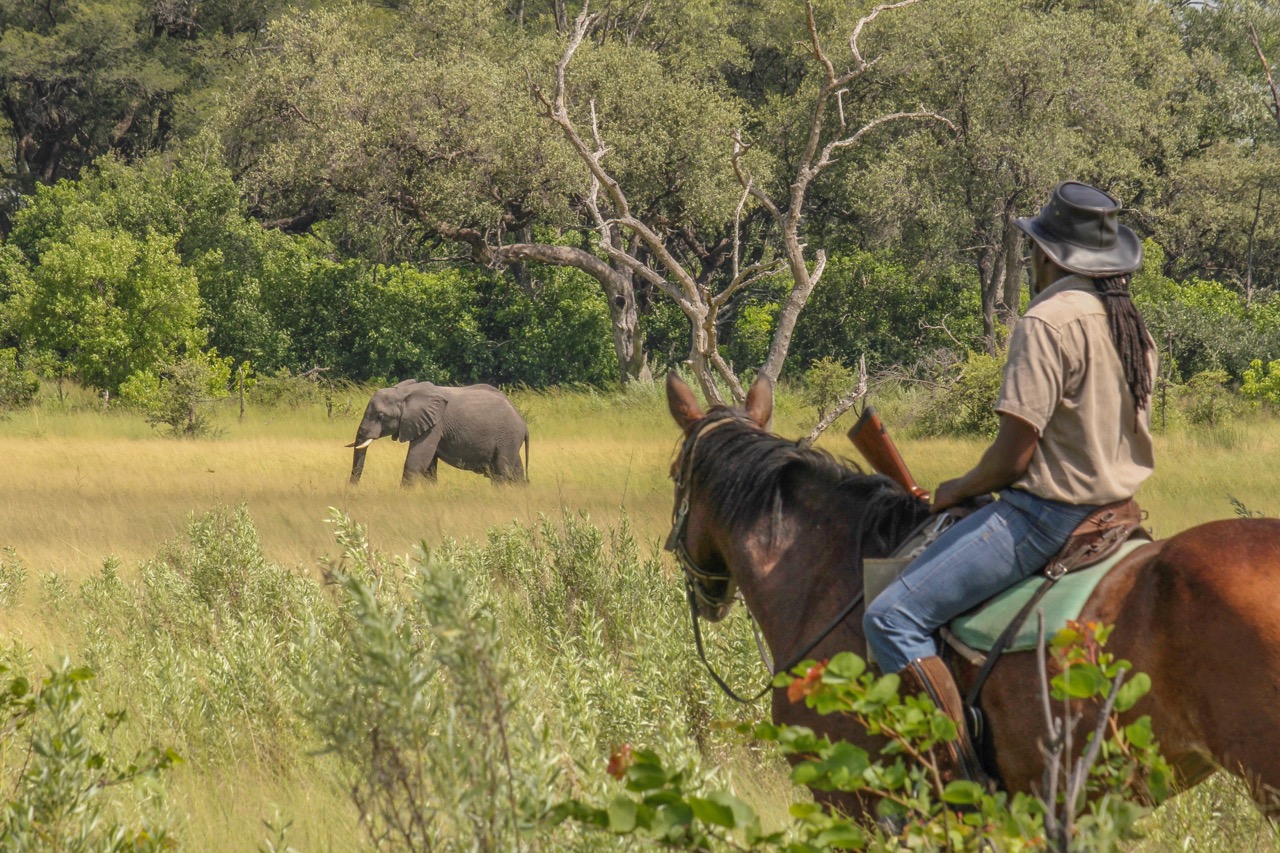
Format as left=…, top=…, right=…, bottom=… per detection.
left=1, top=0, right=1278, bottom=401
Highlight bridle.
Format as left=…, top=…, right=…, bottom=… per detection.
left=665, top=414, right=866, bottom=704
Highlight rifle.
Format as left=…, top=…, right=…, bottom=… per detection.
left=847, top=407, right=931, bottom=502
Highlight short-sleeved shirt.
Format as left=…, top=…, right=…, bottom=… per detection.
left=995, top=275, right=1155, bottom=505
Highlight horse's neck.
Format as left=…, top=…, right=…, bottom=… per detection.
left=730, top=482, right=869, bottom=667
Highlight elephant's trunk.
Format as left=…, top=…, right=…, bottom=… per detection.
left=348, top=433, right=378, bottom=484
left=350, top=445, right=368, bottom=484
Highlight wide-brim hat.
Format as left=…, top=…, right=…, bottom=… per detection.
left=1014, top=181, right=1142, bottom=276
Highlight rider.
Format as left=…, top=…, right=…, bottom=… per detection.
left=863, top=181, right=1156, bottom=785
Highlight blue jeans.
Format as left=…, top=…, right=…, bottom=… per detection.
left=863, top=489, right=1098, bottom=673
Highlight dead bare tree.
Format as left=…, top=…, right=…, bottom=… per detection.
left=534, top=0, right=954, bottom=405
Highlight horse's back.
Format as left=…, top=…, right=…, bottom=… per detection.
left=1097, top=518, right=1280, bottom=806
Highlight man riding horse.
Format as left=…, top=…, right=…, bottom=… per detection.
left=863, top=181, right=1157, bottom=787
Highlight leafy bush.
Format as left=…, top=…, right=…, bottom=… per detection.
left=0, top=662, right=178, bottom=851
left=1241, top=358, right=1280, bottom=406
left=0, top=347, right=39, bottom=410
left=554, top=621, right=1170, bottom=852
left=803, top=357, right=858, bottom=420
left=305, top=516, right=560, bottom=850
left=120, top=350, right=234, bottom=436
left=910, top=349, right=1006, bottom=437
left=1177, top=369, right=1241, bottom=427
left=789, top=251, right=983, bottom=376
left=0, top=547, right=27, bottom=608
left=1133, top=242, right=1280, bottom=382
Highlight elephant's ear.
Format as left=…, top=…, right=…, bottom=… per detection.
left=394, top=378, right=419, bottom=388
left=398, top=392, right=447, bottom=442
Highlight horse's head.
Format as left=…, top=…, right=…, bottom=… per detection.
left=664, top=372, right=773, bottom=621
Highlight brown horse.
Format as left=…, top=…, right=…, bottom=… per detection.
left=666, top=371, right=1280, bottom=817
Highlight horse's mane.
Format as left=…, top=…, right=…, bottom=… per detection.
left=683, top=409, right=930, bottom=553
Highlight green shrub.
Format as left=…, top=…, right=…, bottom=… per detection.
left=802, top=357, right=858, bottom=420
left=120, top=350, right=234, bottom=436
left=554, top=621, right=1171, bottom=852
left=0, top=547, right=27, bottom=608
left=911, top=349, right=1005, bottom=437
left=1177, top=369, right=1241, bottom=427
left=1241, top=358, right=1280, bottom=406
left=0, top=348, right=38, bottom=410
left=0, top=662, right=178, bottom=851
left=248, top=367, right=331, bottom=410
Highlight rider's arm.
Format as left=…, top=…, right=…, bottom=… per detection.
left=930, top=413, right=1039, bottom=513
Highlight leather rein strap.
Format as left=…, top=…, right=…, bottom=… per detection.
left=666, top=415, right=865, bottom=705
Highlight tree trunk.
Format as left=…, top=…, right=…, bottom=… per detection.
left=999, top=213, right=1024, bottom=326
left=432, top=222, right=651, bottom=385
left=977, top=245, right=999, bottom=354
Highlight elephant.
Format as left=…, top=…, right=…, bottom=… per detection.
left=347, top=380, right=529, bottom=486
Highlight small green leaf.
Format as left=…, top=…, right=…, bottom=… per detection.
left=689, top=796, right=737, bottom=828
left=607, top=797, right=638, bottom=833
left=706, top=791, right=757, bottom=830
left=1125, top=717, right=1155, bottom=750
left=1053, top=663, right=1109, bottom=699
left=625, top=762, right=668, bottom=792
left=815, top=824, right=867, bottom=847
left=865, top=673, right=900, bottom=704
left=942, top=780, right=985, bottom=805
left=825, top=652, right=866, bottom=681
left=1115, top=671, right=1151, bottom=713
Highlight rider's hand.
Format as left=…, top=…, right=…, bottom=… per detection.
left=931, top=478, right=967, bottom=514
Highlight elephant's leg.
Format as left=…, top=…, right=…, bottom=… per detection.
left=492, top=447, right=524, bottom=484
left=402, top=432, right=443, bottom=486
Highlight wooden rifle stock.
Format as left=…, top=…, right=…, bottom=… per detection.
left=847, top=407, right=930, bottom=502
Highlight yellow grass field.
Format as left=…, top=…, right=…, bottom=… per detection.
left=1, top=385, right=1278, bottom=849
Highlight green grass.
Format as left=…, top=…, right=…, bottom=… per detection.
left=0, top=383, right=1276, bottom=849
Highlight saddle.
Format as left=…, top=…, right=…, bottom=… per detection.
left=868, top=497, right=1150, bottom=681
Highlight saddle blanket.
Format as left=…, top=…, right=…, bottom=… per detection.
left=947, top=538, right=1149, bottom=653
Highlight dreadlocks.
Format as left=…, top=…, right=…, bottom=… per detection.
left=1093, top=274, right=1153, bottom=411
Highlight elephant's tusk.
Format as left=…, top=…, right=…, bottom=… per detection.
left=346, top=438, right=375, bottom=449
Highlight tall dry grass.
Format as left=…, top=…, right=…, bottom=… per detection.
left=0, top=382, right=1276, bottom=849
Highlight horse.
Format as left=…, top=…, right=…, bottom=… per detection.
left=665, top=371, right=1280, bottom=817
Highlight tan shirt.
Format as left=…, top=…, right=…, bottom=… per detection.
left=996, top=275, right=1155, bottom=505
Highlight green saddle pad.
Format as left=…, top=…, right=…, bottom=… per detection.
left=947, top=539, right=1148, bottom=653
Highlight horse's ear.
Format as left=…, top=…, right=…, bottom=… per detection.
left=666, top=371, right=704, bottom=429
left=744, top=375, right=773, bottom=428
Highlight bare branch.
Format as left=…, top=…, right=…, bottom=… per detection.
left=1250, top=23, right=1280, bottom=134
left=731, top=179, right=752, bottom=282
left=731, top=131, right=781, bottom=220
left=801, top=354, right=868, bottom=446
left=804, top=0, right=837, bottom=84
left=814, top=110, right=956, bottom=175
left=712, top=258, right=785, bottom=308
left=849, top=0, right=925, bottom=70
left=918, top=315, right=964, bottom=349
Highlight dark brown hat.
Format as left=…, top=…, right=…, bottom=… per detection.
left=1015, top=181, right=1142, bottom=276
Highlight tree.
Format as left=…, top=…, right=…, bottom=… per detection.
left=532, top=2, right=952, bottom=402
left=841, top=0, right=1201, bottom=350
left=219, top=2, right=690, bottom=385
left=0, top=0, right=301, bottom=232
left=15, top=225, right=202, bottom=394
left=1154, top=0, right=1280, bottom=303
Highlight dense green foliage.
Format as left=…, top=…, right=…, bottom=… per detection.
left=0, top=0, right=1277, bottom=403
left=0, top=502, right=779, bottom=849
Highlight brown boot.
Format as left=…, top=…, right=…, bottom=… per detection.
left=899, top=656, right=993, bottom=789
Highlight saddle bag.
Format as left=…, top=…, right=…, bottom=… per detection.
left=1044, top=497, right=1147, bottom=579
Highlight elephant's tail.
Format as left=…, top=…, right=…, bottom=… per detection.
left=523, top=429, right=530, bottom=482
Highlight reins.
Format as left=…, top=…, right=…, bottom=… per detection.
left=666, top=414, right=866, bottom=705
